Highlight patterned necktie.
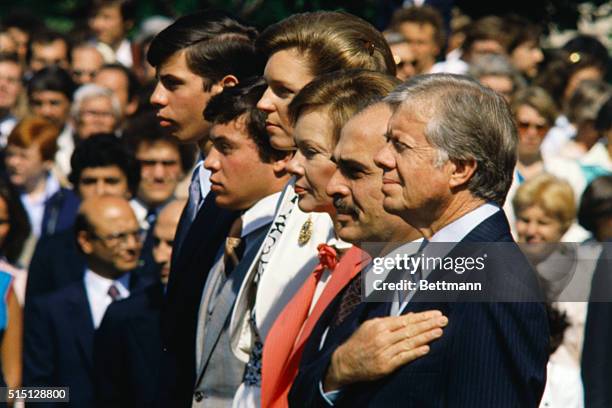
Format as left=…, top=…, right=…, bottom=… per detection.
left=107, top=284, right=121, bottom=302
left=331, top=272, right=362, bottom=327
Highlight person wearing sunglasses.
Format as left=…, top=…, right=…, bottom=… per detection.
left=504, top=86, right=588, bottom=241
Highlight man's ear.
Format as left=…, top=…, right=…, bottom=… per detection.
left=77, top=230, right=94, bottom=255
left=126, top=98, right=138, bottom=116
left=210, top=75, right=239, bottom=95
left=272, top=152, right=294, bottom=174
left=448, top=159, right=477, bottom=189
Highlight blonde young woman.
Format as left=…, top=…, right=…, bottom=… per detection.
left=513, top=173, right=585, bottom=408
left=228, top=11, right=397, bottom=408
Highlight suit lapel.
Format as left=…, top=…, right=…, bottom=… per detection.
left=69, top=283, right=95, bottom=372
left=195, top=224, right=270, bottom=384
left=291, top=248, right=370, bottom=358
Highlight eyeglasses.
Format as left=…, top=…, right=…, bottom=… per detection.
left=517, top=120, right=548, bottom=136
left=90, top=228, right=145, bottom=248
left=80, top=109, right=115, bottom=118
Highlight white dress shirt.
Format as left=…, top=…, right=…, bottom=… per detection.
left=114, top=39, right=133, bottom=67
left=84, top=269, right=130, bottom=328
left=394, top=202, right=500, bottom=315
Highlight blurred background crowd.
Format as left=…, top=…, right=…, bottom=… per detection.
left=0, top=0, right=608, bottom=407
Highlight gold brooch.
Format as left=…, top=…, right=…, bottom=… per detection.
left=298, top=216, right=313, bottom=246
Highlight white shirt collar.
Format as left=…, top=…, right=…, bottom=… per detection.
left=129, top=198, right=148, bottom=228
left=195, top=159, right=212, bottom=204
left=84, top=269, right=131, bottom=328
left=429, top=203, right=500, bottom=243
left=114, top=39, right=133, bottom=67
left=241, top=191, right=282, bottom=237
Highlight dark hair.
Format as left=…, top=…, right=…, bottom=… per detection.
left=26, top=29, right=70, bottom=66
left=563, top=34, right=609, bottom=76
left=0, top=176, right=31, bottom=264
left=1, top=10, right=42, bottom=33
left=73, top=211, right=93, bottom=236
left=0, top=52, right=20, bottom=66
left=90, top=0, right=137, bottom=22
left=257, top=11, right=396, bottom=77
left=578, top=175, right=612, bottom=238
left=147, top=10, right=262, bottom=90
left=504, top=14, right=541, bottom=52
left=390, top=6, right=446, bottom=52
left=289, top=69, right=400, bottom=144
left=204, top=77, right=285, bottom=162
left=123, top=111, right=197, bottom=174
left=535, top=49, right=605, bottom=109
left=462, top=16, right=511, bottom=55
left=98, top=63, right=141, bottom=103
left=27, top=65, right=77, bottom=100
left=595, top=95, right=612, bottom=132
left=69, top=133, right=140, bottom=196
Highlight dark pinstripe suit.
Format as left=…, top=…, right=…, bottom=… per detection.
left=290, top=210, right=549, bottom=407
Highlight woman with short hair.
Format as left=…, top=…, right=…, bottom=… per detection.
left=229, top=12, right=397, bottom=408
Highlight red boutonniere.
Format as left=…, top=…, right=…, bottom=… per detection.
left=317, top=243, right=338, bottom=271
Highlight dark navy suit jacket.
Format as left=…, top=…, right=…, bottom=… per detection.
left=93, top=282, right=164, bottom=408
left=41, top=187, right=80, bottom=236
left=26, top=228, right=158, bottom=302
left=23, top=272, right=147, bottom=408
left=582, top=242, right=612, bottom=408
left=26, top=228, right=86, bottom=300
left=290, top=210, right=549, bottom=407
left=156, top=192, right=240, bottom=407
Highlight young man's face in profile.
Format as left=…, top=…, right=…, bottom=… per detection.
left=150, top=50, right=219, bottom=144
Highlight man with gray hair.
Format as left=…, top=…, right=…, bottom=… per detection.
left=71, top=83, right=122, bottom=140
left=290, top=74, right=548, bottom=407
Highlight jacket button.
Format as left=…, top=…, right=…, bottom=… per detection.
left=194, top=391, right=203, bottom=402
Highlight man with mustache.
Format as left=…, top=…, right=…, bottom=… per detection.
left=291, top=74, right=548, bottom=407
left=288, top=101, right=449, bottom=406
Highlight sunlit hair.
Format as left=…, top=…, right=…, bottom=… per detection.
left=257, top=11, right=396, bottom=77
left=289, top=69, right=399, bottom=145
left=513, top=173, right=576, bottom=231
left=147, top=10, right=261, bottom=90
left=7, top=116, right=60, bottom=161
left=511, top=86, right=558, bottom=127
left=70, top=83, right=121, bottom=123
left=384, top=74, right=517, bottom=206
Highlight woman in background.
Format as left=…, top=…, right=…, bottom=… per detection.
left=229, top=11, right=397, bottom=408
left=513, top=173, right=584, bottom=408
left=0, top=177, right=27, bottom=402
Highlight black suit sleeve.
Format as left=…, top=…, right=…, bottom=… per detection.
left=582, top=247, right=612, bottom=408
left=25, top=238, right=50, bottom=300
left=23, top=296, right=56, bottom=391
left=289, top=345, right=338, bottom=408
left=93, top=304, right=128, bottom=408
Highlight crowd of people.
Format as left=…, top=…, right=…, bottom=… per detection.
left=0, top=0, right=610, bottom=407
